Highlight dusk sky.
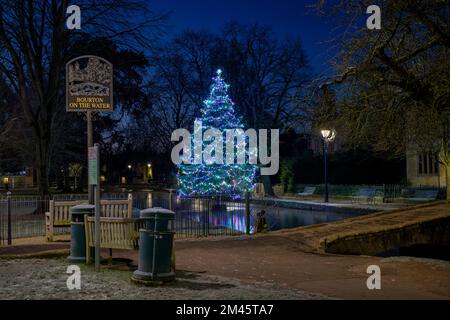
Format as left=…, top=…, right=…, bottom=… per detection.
left=151, top=0, right=338, bottom=75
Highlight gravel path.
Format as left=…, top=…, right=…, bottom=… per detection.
left=0, top=258, right=328, bottom=300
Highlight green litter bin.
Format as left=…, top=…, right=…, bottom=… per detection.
left=68, top=204, right=95, bottom=262
left=132, top=207, right=175, bottom=283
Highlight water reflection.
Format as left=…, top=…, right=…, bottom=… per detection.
left=131, top=191, right=366, bottom=234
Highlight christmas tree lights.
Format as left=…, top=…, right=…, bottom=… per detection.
left=177, top=69, right=257, bottom=198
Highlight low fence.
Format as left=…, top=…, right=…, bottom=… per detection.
left=0, top=195, right=48, bottom=245
left=292, top=184, right=447, bottom=202
left=0, top=192, right=251, bottom=245
left=172, top=195, right=248, bottom=238
left=1, top=185, right=447, bottom=245
left=52, top=193, right=129, bottom=201
left=132, top=192, right=249, bottom=238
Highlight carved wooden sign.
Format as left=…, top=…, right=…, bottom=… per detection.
left=66, top=55, right=113, bottom=112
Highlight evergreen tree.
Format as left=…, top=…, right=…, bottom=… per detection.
left=177, top=70, right=257, bottom=197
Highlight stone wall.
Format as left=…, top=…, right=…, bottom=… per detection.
left=322, top=216, right=450, bottom=256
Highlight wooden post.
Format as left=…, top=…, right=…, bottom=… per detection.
left=87, top=111, right=94, bottom=205
left=94, top=143, right=101, bottom=272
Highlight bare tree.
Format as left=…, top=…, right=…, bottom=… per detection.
left=131, top=24, right=312, bottom=194
left=315, top=0, right=450, bottom=198
left=216, top=23, right=312, bottom=194
left=0, top=0, right=165, bottom=197
left=129, top=31, right=218, bottom=153
left=217, top=23, right=312, bottom=131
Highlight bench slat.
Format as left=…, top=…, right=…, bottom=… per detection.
left=46, top=196, right=133, bottom=242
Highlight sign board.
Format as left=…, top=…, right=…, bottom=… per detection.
left=88, top=146, right=99, bottom=185
left=66, top=55, right=113, bottom=112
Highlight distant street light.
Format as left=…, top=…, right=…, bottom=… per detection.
left=321, top=129, right=336, bottom=203
left=147, top=163, right=153, bottom=182
left=127, top=165, right=132, bottom=170
left=321, top=129, right=336, bottom=142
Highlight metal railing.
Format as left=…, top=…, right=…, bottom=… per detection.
left=0, top=193, right=48, bottom=245
left=0, top=191, right=252, bottom=245
left=293, top=183, right=447, bottom=202
left=383, top=185, right=447, bottom=202
left=132, top=191, right=249, bottom=239
left=0, top=192, right=131, bottom=245
left=172, top=195, right=248, bottom=238
left=52, top=192, right=129, bottom=201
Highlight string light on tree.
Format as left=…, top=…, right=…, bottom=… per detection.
left=177, top=69, right=257, bottom=198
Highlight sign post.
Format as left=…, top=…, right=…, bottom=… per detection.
left=66, top=55, right=113, bottom=271
left=66, top=55, right=113, bottom=205
left=89, top=144, right=101, bottom=271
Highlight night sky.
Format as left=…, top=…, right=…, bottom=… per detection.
left=151, top=0, right=338, bottom=75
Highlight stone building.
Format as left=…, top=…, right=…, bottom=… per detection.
left=406, top=149, right=446, bottom=187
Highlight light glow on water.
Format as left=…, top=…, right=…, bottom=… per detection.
left=135, top=192, right=371, bottom=235
left=186, top=208, right=254, bottom=234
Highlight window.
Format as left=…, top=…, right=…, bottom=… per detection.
left=418, top=152, right=439, bottom=175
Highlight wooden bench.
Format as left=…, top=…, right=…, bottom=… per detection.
left=45, top=194, right=133, bottom=242
left=84, top=215, right=176, bottom=270
left=408, top=189, right=439, bottom=202
left=351, top=188, right=378, bottom=204
left=298, top=186, right=316, bottom=196
left=84, top=216, right=139, bottom=264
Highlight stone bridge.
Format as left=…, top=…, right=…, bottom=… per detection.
left=322, top=202, right=450, bottom=256
left=274, top=201, right=450, bottom=256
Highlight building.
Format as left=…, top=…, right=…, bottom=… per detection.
left=120, top=162, right=153, bottom=185
left=0, top=168, right=34, bottom=190
left=406, top=149, right=446, bottom=187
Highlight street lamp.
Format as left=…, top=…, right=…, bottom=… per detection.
left=321, top=129, right=336, bottom=203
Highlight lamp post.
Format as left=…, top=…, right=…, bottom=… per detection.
left=321, top=129, right=336, bottom=203
left=127, top=164, right=132, bottom=185
left=147, top=163, right=152, bottom=182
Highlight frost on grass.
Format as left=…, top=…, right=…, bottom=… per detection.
left=0, top=258, right=327, bottom=300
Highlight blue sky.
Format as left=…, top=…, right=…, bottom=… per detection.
left=150, top=0, right=338, bottom=75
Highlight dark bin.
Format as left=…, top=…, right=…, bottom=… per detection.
left=132, top=208, right=175, bottom=283
left=68, top=204, right=95, bottom=262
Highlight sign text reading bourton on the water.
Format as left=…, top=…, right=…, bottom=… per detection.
left=66, top=55, right=113, bottom=112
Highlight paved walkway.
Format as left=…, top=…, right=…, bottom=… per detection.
left=1, top=202, right=449, bottom=299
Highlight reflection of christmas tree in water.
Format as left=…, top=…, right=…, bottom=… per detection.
left=177, top=70, right=257, bottom=198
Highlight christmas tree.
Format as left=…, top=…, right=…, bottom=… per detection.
left=177, top=69, right=257, bottom=197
